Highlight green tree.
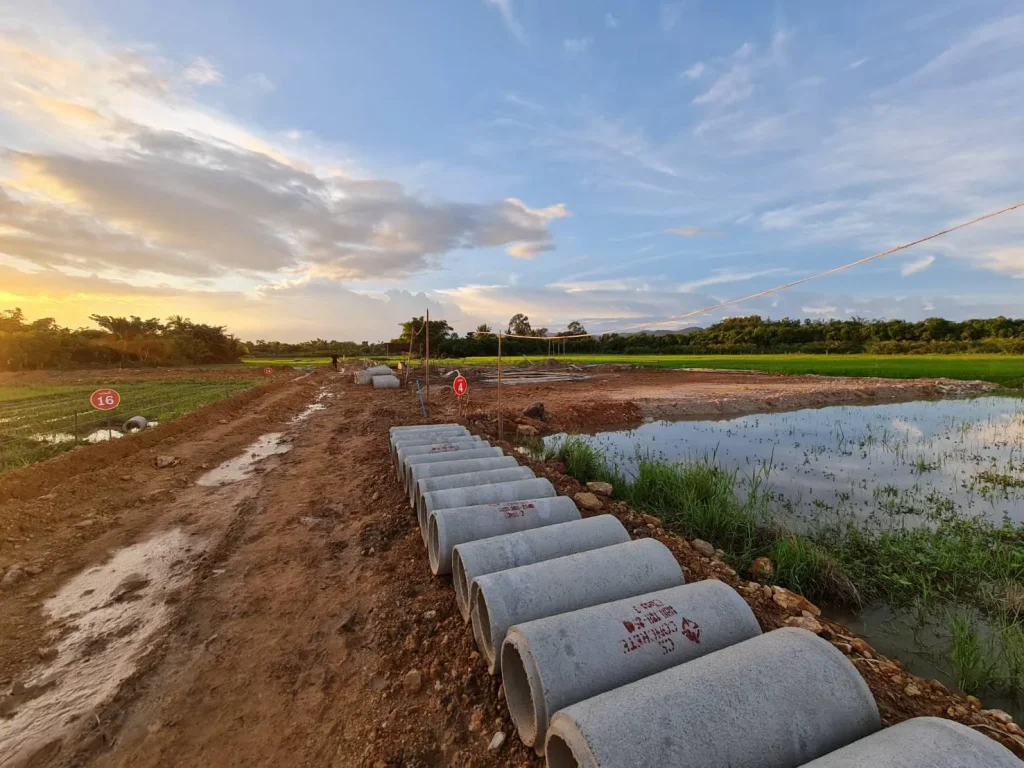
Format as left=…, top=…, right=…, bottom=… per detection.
left=507, top=313, right=532, bottom=336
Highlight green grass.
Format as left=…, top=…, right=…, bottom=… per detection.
left=948, top=613, right=1000, bottom=693
left=243, top=357, right=331, bottom=366
left=0, top=377, right=263, bottom=472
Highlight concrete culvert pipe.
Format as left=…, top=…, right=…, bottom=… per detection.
left=390, top=431, right=474, bottom=468
left=403, top=448, right=505, bottom=491
left=372, top=375, right=400, bottom=389
left=407, top=457, right=520, bottom=507
left=390, top=423, right=462, bottom=436
left=798, top=716, right=1023, bottom=768
left=395, top=440, right=492, bottom=481
left=544, top=627, right=880, bottom=768
left=420, top=478, right=556, bottom=544
left=354, top=365, right=394, bottom=384
left=452, top=516, right=630, bottom=622
left=416, top=467, right=537, bottom=531
left=501, top=580, right=761, bottom=752
left=427, top=496, right=580, bottom=576
left=123, top=415, right=149, bottom=433
left=470, top=538, right=683, bottom=674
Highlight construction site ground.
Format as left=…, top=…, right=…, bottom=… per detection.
left=0, top=365, right=1019, bottom=767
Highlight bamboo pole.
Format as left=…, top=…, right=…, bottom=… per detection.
left=497, top=331, right=503, bottom=441
left=424, top=310, right=430, bottom=419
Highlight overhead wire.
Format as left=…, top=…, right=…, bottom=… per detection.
left=481, top=199, right=1024, bottom=340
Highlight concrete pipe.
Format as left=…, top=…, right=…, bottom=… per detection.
left=354, top=365, right=394, bottom=384
left=544, top=627, right=880, bottom=768
left=407, top=456, right=521, bottom=507
left=372, top=375, right=400, bottom=389
left=798, top=716, right=1022, bottom=768
left=470, top=538, right=683, bottom=674
left=390, top=431, right=474, bottom=468
left=416, top=467, right=537, bottom=529
left=403, top=448, right=505, bottom=491
left=452, top=516, right=630, bottom=621
left=427, top=496, right=580, bottom=576
left=123, top=415, right=149, bottom=433
left=390, top=423, right=462, bottom=436
left=395, top=440, right=492, bottom=481
left=501, top=580, right=761, bottom=752
left=420, top=478, right=556, bottom=544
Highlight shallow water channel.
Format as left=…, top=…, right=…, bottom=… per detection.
left=545, top=395, right=1024, bottom=717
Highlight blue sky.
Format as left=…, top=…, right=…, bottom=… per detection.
left=1, top=0, right=1022, bottom=341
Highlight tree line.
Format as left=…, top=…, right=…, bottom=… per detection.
left=1, top=308, right=248, bottom=370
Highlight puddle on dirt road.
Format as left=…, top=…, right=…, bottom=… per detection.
left=0, top=528, right=206, bottom=766
left=196, top=433, right=292, bottom=487
left=547, top=396, right=1024, bottom=529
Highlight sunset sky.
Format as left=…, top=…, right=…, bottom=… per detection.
left=1, top=0, right=1022, bottom=342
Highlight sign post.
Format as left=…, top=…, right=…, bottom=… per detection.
left=264, top=367, right=274, bottom=376
left=90, top=389, right=121, bottom=411
left=452, top=374, right=469, bottom=419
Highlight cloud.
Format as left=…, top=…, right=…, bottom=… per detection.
left=563, top=38, right=591, bottom=55
left=802, top=305, right=838, bottom=316
left=669, top=226, right=721, bottom=237
left=682, top=62, right=706, bottom=80
left=502, top=92, right=544, bottom=112
left=484, top=0, right=526, bottom=43
left=605, top=12, right=619, bottom=29
left=659, top=3, right=683, bottom=32
left=506, top=242, right=555, bottom=259
left=243, top=72, right=275, bottom=92
left=979, top=248, right=1024, bottom=278
left=183, top=56, right=223, bottom=86
left=676, top=268, right=787, bottom=293
left=901, top=254, right=935, bottom=276
left=847, top=57, right=869, bottom=70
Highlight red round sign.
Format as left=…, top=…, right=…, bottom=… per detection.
left=452, top=375, right=468, bottom=397
left=90, top=388, right=121, bottom=411
left=264, top=367, right=274, bottom=375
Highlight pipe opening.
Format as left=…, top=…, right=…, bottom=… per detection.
left=500, top=640, right=538, bottom=745
left=452, top=551, right=470, bottom=618
left=470, top=585, right=495, bottom=662
left=427, top=515, right=440, bottom=573
left=546, top=734, right=579, bottom=768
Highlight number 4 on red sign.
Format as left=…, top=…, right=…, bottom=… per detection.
left=453, top=375, right=468, bottom=397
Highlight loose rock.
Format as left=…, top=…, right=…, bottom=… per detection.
left=468, top=708, right=484, bottom=733
left=749, top=557, right=774, bottom=581
left=587, top=481, right=614, bottom=497
left=904, top=684, right=922, bottom=697
left=402, top=669, right=423, bottom=694
left=641, top=514, right=662, bottom=528
left=982, top=709, right=1013, bottom=724
left=488, top=731, right=507, bottom=751
left=785, top=615, right=823, bottom=634
left=691, top=539, right=715, bottom=558
left=516, top=424, right=539, bottom=438
left=573, top=492, right=602, bottom=512
left=771, top=586, right=821, bottom=617
left=2, top=568, right=26, bottom=588
left=522, top=402, right=545, bottom=419
left=154, top=455, right=179, bottom=469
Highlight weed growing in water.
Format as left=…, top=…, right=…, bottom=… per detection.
left=948, top=613, right=999, bottom=693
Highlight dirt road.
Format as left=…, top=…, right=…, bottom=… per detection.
left=0, top=367, right=1018, bottom=767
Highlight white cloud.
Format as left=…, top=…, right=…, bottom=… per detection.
left=802, top=305, right=838, bottom=315
left=506, top=242, right=555, bottom=259
left=847, top=57, right=869, bottom=70
left=503, top=92, right=544, bottom=112
left=563, top=38, right=592, bottom=55
left=183, top=56, right=222, bottom=86
left=692, top=33, right=788, bottom=109
left=682, top=62, right=706, bottom=80
left=676, top=268, right=787, bottom=293
left=901, top=254, right=935, bottom=276
left=484, top=0, right=526, bottom=43
left=243, top=72, right=275, bottom=92
left=979, top=248, right=1024, bottom=278
left=659, top=3, right=683, bottom=32
left=605, top=12, right=619, bottom=29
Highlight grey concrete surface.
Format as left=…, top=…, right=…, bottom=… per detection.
left=427, top=496, right=580, bottom=575
left=402, top=448, right=505, bottom=490
left=395, top=440, right=493, bottom=481
left=407, top=456, right=520, bottom=507
left=544, top=627, right=880, bottom=768
left=502, top=580, right=762, bottom=751
left=390, top=430, right=474, bottom=467
left=372, top=375, right=400, bottom=388
left=420, top=478, right=556, bottom=543
left=416, top=467, right=537, bottom=530
left=799, top=717, right=1023, bottom=768
left=470, top=539, right=683, bottom=674
left=451, top=516, right=630, bottom=621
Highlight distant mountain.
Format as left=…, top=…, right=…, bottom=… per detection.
left=633, top=328, right=704, bottom=337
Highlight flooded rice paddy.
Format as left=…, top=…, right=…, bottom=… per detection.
left=548, top=396, right=1024, bottom=531
left=545, top=395, right=1024, bottom=717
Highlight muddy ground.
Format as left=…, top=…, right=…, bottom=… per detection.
left=0, top=366, right=1019, bottom=767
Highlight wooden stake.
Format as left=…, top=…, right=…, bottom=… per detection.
left=497, top=331, right=503, bottom=441
left=424, top=310, right=430, bottom=418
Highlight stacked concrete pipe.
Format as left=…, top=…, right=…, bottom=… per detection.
left=355, top=365, right=394, bottom=384
left=470, top=539, right=684, bottom=674
left=501, top=580, right=762, bottom=752
left=544, top=627, right=881, bottom=768
left=395, top=440, right=492, bottom=481
left=451, top=516, right=632, bottom=621
left=372, top=375, right=400, bottom=388
left=414, top=466, right=537, bottom=523
left=407, top=456, right=520, bottom=507
left=798, top=716, right=1023, bottom=768
left=402, top=448, right=505, bottom=491
left=419, top=477, right=557, bottom=540
left=427, top=495, right=581, bottom=575
left=389, top=428, right=476, bottom=467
